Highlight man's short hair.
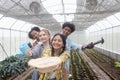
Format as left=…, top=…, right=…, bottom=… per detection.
left=28, top=30, right=34, bottom=39
left=28, top=26, right=40, bottom=39
left=62, top=22, right=75, bottom=33
left=31, top=27, right=40, bottom=32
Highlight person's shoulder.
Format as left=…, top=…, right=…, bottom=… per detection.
left=63, top=51, right=70, bottom=56
left=63, top=50, right=67, bottom=53
left=66, top=37, right=71, bottom=41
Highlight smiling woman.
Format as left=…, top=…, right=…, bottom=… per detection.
left=38, top=33, right=69, bottom=80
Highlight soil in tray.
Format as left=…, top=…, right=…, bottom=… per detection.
left=85, top=49, right=120, bottom=80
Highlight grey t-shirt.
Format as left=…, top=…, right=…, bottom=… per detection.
left=31, top=44, right=44, bottom=58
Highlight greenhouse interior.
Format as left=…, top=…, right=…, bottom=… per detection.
left=0, top=0, right=120, bottom=80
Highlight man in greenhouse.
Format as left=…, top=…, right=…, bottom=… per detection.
left=61, top=22, right=94, bottom=79
left=61, top=22, right=94, bottom=53
left=28, top=26, right=41, bottom=48
left=16, top=27, right=41, bottom=56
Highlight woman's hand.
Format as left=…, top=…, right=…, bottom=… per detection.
left=32, top=41, right=38, bottom=48
left=26, top=48, right=32, bottom=57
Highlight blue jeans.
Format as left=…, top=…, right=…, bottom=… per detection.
left=32, top=69, right=39, bottom=80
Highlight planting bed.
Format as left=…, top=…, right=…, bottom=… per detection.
left=84, top=49, right=120, bottom=80
left=69, top=50, right=98, bottom=80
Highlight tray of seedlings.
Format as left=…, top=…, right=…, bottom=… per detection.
left=69, top=49, right=97, bottom=80
left=0, top=56, right=33, bottom=80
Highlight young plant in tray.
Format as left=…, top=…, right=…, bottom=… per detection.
left=115, top=61, right=120, bottom=68
left=0, top=56, right=30, bottom=79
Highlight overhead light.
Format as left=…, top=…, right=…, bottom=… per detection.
left=85, top=0, right=97, bottom=10
left=29, top=2, right=41, bottom=14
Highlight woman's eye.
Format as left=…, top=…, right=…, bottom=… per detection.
left=53, top=39, right=57, bottom=41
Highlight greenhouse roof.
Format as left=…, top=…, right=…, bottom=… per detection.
left=0, top=0, right=120, bottom=32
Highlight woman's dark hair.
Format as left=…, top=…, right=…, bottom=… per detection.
left=62, top=22, right=75, bottom=33
left=28, top=27, right=40, bottom=39
left=51, top=33, right=67, bottom=56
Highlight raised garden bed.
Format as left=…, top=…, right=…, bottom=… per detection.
left=0, top=56, right=32, bottom=80
left=69, top=50, right=98, bottom=80
left=84, top=49, right=120, bottom=80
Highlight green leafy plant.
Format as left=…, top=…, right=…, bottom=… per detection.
left=0, top=56, right=30, bottom=79
left=115, top=61, right=120, bottom=68
left=70, top=50, right=97, bottom=80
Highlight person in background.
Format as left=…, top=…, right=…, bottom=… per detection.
left=26, top=29, right=51, bottom=80
left=16, top=27, right=40, bottom=56
left=39, top=33, right=69, bottom=80
left=61, top=22, right=94, bottom=79
left=28, top=27, right=41, bottom=48
left=61, top=22, right=92, bottom=53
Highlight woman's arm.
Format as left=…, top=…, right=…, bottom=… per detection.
left=26, top=44, right=44, bottom=58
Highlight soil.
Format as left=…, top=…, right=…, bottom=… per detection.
left=84, top=49, right=120, bottom=80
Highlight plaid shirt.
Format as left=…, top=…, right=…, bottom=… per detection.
left=39, top=49, right=70, bottom=80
